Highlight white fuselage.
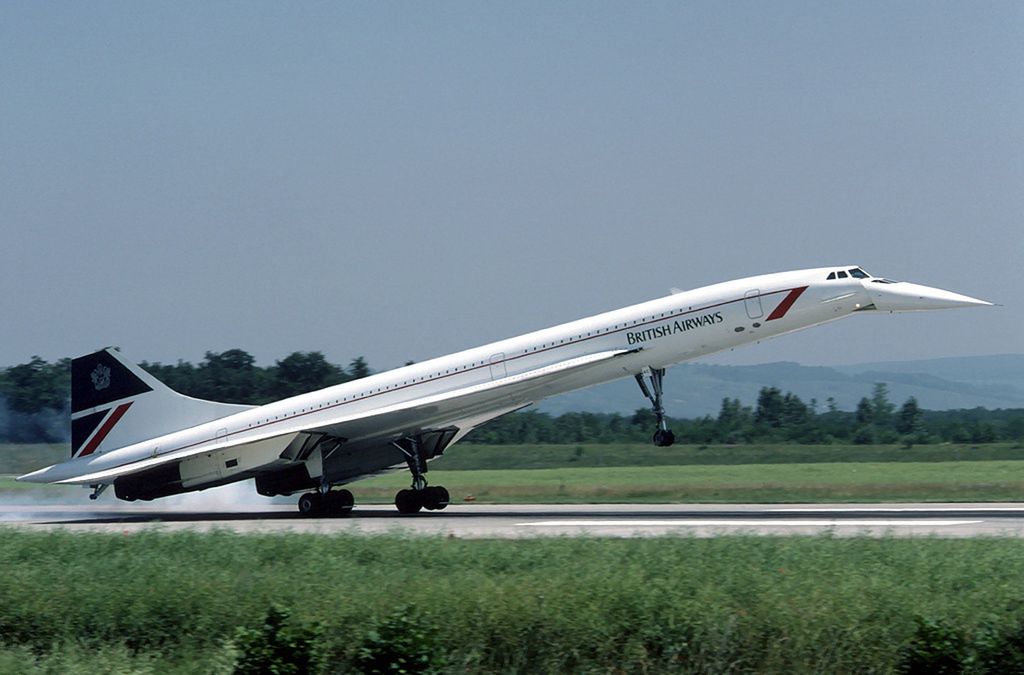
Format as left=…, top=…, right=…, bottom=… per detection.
left=29, top=264, right=991, bottom=492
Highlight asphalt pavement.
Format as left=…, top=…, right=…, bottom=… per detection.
left=5, top=501, right=1024, bottom=538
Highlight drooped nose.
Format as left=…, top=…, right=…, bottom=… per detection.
left=863, top=280, right=993, bottom=312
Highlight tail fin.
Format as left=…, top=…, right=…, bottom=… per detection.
left=70, top=348, right=254, bottom=458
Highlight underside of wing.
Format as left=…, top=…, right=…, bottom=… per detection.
left=307, top=347, right=635, bottom=442
left=50, top=348, right=636, bottom=491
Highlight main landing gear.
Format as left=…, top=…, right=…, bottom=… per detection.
left=391, top=436, right=450, bottom=514
left=297, top=487, right=354, bottom=517
left=635, top=367, right=675, bottom=447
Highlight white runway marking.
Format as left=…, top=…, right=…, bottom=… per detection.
left=771, top=507, right=1024, bottom=513
left=517, top=519, right=984, bottom=527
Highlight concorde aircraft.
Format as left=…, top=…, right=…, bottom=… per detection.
left=19, top=266, right=991, bottom=514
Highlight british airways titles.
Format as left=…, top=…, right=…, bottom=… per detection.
left=625, top=311, right=724, bottom=345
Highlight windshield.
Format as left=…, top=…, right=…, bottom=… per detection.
left=848, top=268, right=870, bottom=279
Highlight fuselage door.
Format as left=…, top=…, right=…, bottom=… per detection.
left=744, top=290, right=763, bottom=319
left=489, top=353, right=507, bottom=380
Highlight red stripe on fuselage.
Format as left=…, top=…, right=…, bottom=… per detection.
left=765, top=286, right=808, bottom=321
left=78, top=402, right=133, bottom=457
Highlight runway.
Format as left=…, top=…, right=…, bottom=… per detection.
left=4, top=502, right=1024, bottom=537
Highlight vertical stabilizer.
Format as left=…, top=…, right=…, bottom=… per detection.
left=70, top=348, right=254, bottom=458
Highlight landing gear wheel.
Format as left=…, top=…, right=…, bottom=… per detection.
left=653, top=429, right=675, bottom=447
left=422, top=485, right=450, bottom=511
left=324, top=489, right=355, bottom=515
left=297, top=492, right=322, bottom=516
left=395, top=488, right=422, bottom=514
left=636, top=368, right=676, bottom=448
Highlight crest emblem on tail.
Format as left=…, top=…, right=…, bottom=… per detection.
left=91, top=364, right=111, bottom=391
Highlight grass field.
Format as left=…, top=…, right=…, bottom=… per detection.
left=1, top=531, right=1024, bottom=672
left=5, top=442, right=1024, bottom=504
left=4, top=442, right=1024, bottom=476
left=346, top=460, right=1024, bottom=503
left=0, top=444, right=66, bottom=475
left=428, top=442, right=1024, bottom=470
left=4, top=460, right=1024, bottom=504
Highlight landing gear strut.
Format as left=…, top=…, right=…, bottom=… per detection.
left=391, top=436, right=450, bottom=514
left=635, top=367, right=675, bottom=447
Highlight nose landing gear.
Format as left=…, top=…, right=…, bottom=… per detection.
left=635, top=367, right=675, bottom=447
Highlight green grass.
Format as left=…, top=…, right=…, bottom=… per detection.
left=1, top=531, right=1024, bottom=672
left=430, top=442, right=1024, bottom=470
left=7, top=442, right=1024, bottom=504
left=347, top=460, right=1024, bottom=503
left=0, top=444, right=66, bottom=475
left=6, top=456, right=1024, bottom=504
left=5, top=442, right=1024, bottom=478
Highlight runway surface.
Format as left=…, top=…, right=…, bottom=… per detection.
left=5, top=501, right=1024, bottom=537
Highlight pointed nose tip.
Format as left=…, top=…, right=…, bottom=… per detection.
left=948, top=293, right=994, bottom=308
left=864, top=281, right=994, bottom=312
left=922, top=286, right=993, bottom=309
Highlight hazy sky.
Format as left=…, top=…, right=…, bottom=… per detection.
left=2, top=2, right=1021, bottom=372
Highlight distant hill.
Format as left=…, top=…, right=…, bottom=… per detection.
left=535, top=354, right=1024, bottom=418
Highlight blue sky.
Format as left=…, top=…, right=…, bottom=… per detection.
left=2, top=2, right=1020, bottom=370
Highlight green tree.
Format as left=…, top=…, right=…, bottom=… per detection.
left=716, top=398, right=751, bottom=441
left=0, top=356, right=70, bottom=414
left=896, top=397, right=923, bottom=434
left=348, top=356, right=371, bottom=380
left=194, top=349, right=266, bottom=403
left=754, top=387, right=785, bottom=428
left=853, top=424, right=877, bottom=445
left=1007, top=415, right=1024, bottom=442
left=871, top=382, right=895, bottom=427
left=138, top=359, right=198, bottom=395
left=268, top=351, right=347, bottom=399
left=781, top=392, right=811, bottom=428
left=855, top=397, right=874, bottom=425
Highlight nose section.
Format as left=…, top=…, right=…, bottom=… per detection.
left=863, top=280, right=993, bottom=312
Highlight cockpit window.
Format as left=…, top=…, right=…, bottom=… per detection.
left=826, top=272, right=836, bottom=280
left=837, top=270, right=848, bottom=279
left=848, top=268, right=869, bottom=279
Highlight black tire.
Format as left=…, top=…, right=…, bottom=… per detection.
left=395, top=488, right=422, bottom=514
left=422, top=485, right=450, bottom=511
left=421, top=487, right=438, bottom=511
left=298, top=492, right=322, bottom=516
left=324, top=489, right=355, bottom=515
left=653, top=429, right=676, bottom=447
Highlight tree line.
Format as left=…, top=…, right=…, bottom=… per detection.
left=466, top=383, right=1024, bottom=446
left=0, top=350, right=371, bottom=442
left=1, top=351, right=1021, bottom=445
